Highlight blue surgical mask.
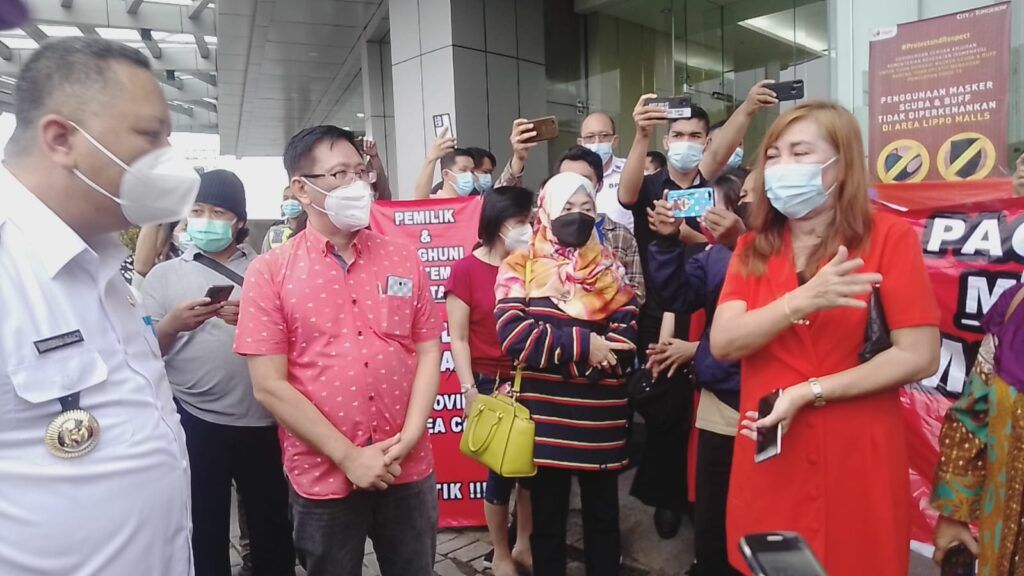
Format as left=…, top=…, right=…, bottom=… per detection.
left=475, top=172, right=493, bottom=194
left=727, top=148, right=744, bottom=169
left=667, top=141, right=704, bottom=172
left=450, top=171, right=475, bottom=197
left=585, top=142, right=614, bottom=166
left=764, top=157, right=838, bottom=220
left=281, top=199, right=304, bottom=218
left=187, top=217, right=236, bottom=253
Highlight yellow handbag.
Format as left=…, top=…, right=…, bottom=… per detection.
left=459, top=259, right=537, bottom=478
left=459, top=366, right=537, bottom=477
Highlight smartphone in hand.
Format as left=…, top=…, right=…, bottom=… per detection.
left=666, top=187, right=715, bottom=219
left=941, top=544, right=977, bottom=576
left=740, top=532, right=826, bottom=576
left=521, top=116, right=559, bottom=144
left=204, top=285, right=234, bottom=305
left=754, top=389, right=782, bottom=463
left=772, top=79, right=804, bottom=102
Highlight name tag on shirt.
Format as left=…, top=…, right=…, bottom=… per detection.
left=385, top=276, right=413, bottom=298
left=33, top=329, right=85, bottom=355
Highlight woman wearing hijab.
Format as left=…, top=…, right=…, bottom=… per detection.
left=932, top=283, right=1024, bottom=575
left=495, top=172, right=640, bottom=576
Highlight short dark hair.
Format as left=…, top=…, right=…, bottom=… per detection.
left=711, top=166, right=750, bottom=212
left=283, top=125, right=358, bottom=178
left=466, top=147, right=497, bottom=171
left=478, top=186, right=534, bottom=247
left=558, top=145, right=604, bottom=184
left=10, top=38, right=151, bottom=151
left=645, top=150, right=667, bottom=170
left=440, top=148, right=474, bottom=172
left=669, top=105, right=711, bottom=133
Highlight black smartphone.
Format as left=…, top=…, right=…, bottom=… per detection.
left=644, top=95, right=694, bottom=119
left=942, top=544, right=977, bottom=576
left=755, top=389, right=782, bottom=463
left=772, top=79, right=804, bottom=102
left=740, top=532, right=827, bottom=576
left=204, top=285, right=234, bottom=305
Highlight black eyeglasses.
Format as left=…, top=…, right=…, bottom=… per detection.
left=301, top=169, right=377, bottom=186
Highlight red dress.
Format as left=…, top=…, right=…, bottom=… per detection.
left=719, top=212, right=940, bottom=575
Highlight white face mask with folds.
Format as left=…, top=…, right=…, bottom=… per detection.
left=303, top=178, right=373, bottom=232
left=69, top=121, right=200, bottom=227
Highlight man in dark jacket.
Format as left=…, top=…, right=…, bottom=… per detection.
left=647, top=168, right=749, bottom=576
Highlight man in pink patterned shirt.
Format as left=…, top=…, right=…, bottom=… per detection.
left=234, top=125, right=442, bottom=576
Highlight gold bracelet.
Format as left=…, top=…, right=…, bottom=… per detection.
left=784, top=292, right=810, bottom=325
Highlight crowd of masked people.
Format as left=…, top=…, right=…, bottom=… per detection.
left=5, top=36, right=1024, bottom=576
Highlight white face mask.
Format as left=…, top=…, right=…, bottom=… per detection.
left=501, top=223, right=532, bottom=252
left=303, top=178, right=373, bottom=232
left=69, top=121, right=200, bottom=227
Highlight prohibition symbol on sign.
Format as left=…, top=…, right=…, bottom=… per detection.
left=876, top=139, right=929, bottom=183
left=937, top=132, right=996, bottom=181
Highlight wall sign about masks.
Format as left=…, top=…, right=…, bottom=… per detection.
left=369, top=196, right=486, bottom=528
left=868, top=2, right=1011, bottom=183
left=937, top=132, right=997, bottom=181
left=876, top=138, right=929, bottom=183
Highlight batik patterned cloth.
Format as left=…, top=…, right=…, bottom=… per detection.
left=932, top=337, right=1024, bottom=575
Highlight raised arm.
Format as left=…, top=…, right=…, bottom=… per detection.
left=620, top=94, right=668, bottom=208
left=363, top=138, right=392, bottom=200
left=412, top=128, right=456, bottom=199
left=699, top=80, right=777, bottom=181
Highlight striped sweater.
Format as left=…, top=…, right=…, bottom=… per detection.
left=495, top=295, right=640, bottom=470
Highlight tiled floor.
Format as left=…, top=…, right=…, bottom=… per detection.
left=228, top=468, right=940, bottom=575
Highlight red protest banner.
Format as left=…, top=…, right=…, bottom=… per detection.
left=369, top=197, right=487, bottom=528
left=875, top=196, right=1024, bottom=546
left=874, top=178, right=1014, bottom=211
left=868, top=3, right=1011, bottom=184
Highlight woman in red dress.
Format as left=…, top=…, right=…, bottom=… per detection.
left=709, top=101, right=941, bottom=575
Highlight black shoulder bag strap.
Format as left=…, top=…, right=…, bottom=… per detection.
left=193, top=252, right=245, bottom=286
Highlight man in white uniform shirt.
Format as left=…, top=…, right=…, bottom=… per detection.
left=578, top=112, right=633, bottom=230
left=0, top=38, right=199, bottom=575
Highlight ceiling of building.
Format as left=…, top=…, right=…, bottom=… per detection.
left=1, top=0, right=219, bottom=134
left=216, top=0, right=387, bottom=157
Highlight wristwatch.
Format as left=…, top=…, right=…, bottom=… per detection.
left=808, top=378, right=826, bottom=408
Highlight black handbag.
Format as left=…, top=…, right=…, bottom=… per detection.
left=626, top=366, right=689, bottom=429
left=859, top=287, right=892, bottom=363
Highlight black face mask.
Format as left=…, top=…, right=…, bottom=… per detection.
left=550, top=212, right=596, bottom=248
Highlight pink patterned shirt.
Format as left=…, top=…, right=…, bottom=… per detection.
left=234, top=225, right=440, bottom=499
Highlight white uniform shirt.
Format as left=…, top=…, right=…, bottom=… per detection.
left=0, top=166, right=193, bottom=576
left=595, top=156, right=634, bottom=230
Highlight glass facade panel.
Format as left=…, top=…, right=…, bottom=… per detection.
left=544, top=0, right=830, bottom=170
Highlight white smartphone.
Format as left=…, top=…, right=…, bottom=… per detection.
left=432, top=113, right=453, bottom=138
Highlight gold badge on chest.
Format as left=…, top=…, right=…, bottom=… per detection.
left=45, top=396, right=100, bottom=459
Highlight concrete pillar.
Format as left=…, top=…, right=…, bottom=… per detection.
left=389, top=0, right=548, bottom=198
left=361, top=40, right=396, bottom=178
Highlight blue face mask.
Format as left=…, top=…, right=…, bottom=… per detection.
left=764, top=157, right=837, bottom=220
left=475, top=172, right=493, bottom=194
left=281, top=199, right=304, bottom=218
left=187, top=217, right=235, bottom=253
left=449, top=171, right=476, bottom=197
left=667, top=141, right=703, bottom=172
left=726, top=148, right=744, bottom=169
left=585, top=142, right=614, bottom=166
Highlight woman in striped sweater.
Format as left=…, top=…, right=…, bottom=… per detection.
left=495, top=172, right=640, bottom=576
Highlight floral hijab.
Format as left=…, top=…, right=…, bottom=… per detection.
left=495, top=172, right=633, bottom=321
